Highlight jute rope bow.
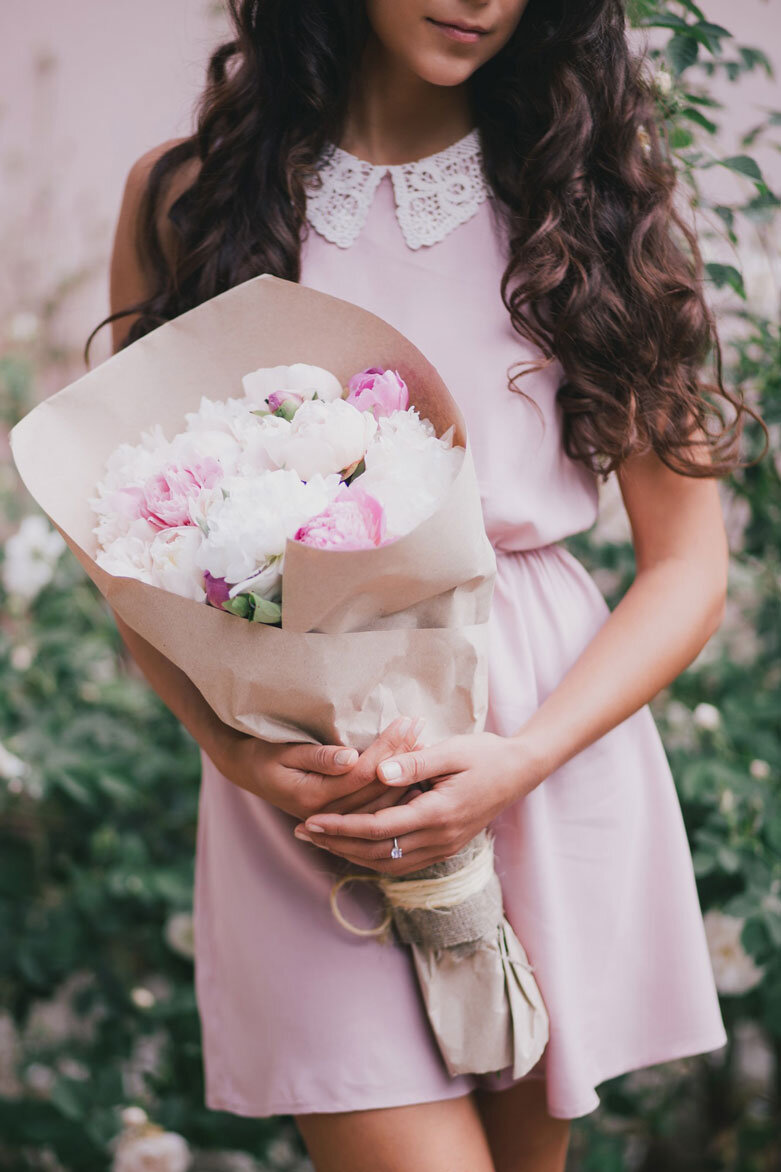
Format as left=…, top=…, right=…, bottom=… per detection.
left=326, top=829, right=525, bottom=956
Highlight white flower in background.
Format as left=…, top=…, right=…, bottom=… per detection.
left=654, top=65, right=673, bottom=96
left=25, top=1062, right=55, bottom=1095
left=113, top=1128, right=191, bottom=1172
left=120, top=1106, right=149, bottom=1128
left=0, top=739, right=27, bottom=782
left=241, top=362, right=344, bottom=406
left=164, top=912, right=195, bottom=960
left=183, top=395, right=256, bottom=444
left=148, top=528, right=205, bottom=602
left=262, top=398, right=377, bottom=480
left=196, top=468, right=341, bottom=589
left=703, top=909, right=765, bottom=995
left=10, top=644, right=34, bottom=671
left=8, top=311, right=40, bottom=342
left=718, top=788, right=736, bottom=816
left=2, top=515, right=66, bottom=600
left=693, top=702, right=721, bottom=731
left=733, top=1020, right=774, bottom=1093
left=130, top=987, right=156, bottom=1010
left=749, top=759, right=770, bottom=781
left=359, top=409, right=461, bottom=535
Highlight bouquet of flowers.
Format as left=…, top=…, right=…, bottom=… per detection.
left=10, top=273, right=549, bottom=1080
left=89, top=361, right=463, bottom=625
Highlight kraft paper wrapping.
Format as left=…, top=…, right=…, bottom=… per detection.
left=9, top=272, right=549, bottom=1079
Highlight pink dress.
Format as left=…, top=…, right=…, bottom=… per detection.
left=193, top=128, right=728, bottom=1120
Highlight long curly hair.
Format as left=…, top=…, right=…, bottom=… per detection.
left=86, top=0, right=768, bottom=481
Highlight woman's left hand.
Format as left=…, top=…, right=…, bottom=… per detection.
left=293, top=731, right=545, bottom=875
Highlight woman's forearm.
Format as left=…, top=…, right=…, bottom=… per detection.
left=513, top=557, right=727, bottom=783
left=110, top=609, right=242, bottom=766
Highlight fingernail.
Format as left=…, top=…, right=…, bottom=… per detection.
left=379, top=760, right=402, bottom=782
left=306, top=823, right=325, bottom=834
left=412, top=716, right=426, bottom=737
left=294, top=827, right=312, bottom=842
left=397, top=717, right=413, bottom=736
left=335, top=749, right=357, bottom=765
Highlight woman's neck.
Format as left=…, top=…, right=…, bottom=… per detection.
left=339, top=32, right=475, bottom=166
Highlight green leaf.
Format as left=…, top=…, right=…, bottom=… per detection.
left=681, top=106, right=718, bottom=135
left=248, top=596, right=282, bottom=625
left=667, top=33, right=699, bottom=76
left=221, top=595, right=250, bottom=618
left=739, top=47, right=774, bottom=78
left=720, top=154, right=765, bottom=183
left=705, top=263, right=747, bottom=300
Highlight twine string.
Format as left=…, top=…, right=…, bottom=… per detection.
left=329, top=836, right=496, bottom=938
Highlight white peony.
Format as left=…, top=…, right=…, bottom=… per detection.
left=148, top=527, right=205, bottom=602
left=196, top=468, right=341, bottom=588
left=358, top=408, right=461, bottom=536
left=113, top=1129, right=191, bottom=1172
left=96, top=534, right=154, bottom=584
left=2, top=515, right=66, bottom=600
left=163, top=912, right=195, bottom=960
left=233, top=413, right=297, bottom=477
left=262, top=398, right=378, bottom=480
left=693, top=702, right=721, bottom=731
left=703, top=909, right=765, bottom=995
left=241, top=362, right=344, bottom=406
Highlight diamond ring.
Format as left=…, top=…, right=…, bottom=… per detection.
left=391, top=836, right=403, bottom=859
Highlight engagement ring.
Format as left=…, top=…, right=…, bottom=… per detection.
left=391, top=836, right=403, bottom=859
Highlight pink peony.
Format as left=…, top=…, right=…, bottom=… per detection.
left=345, top=366, right=409, bottom=419
left=137, top=458, right=223, bottom=530
left=293, top=483, right=388, bottom=551
left=266, top=390, right=304, bottom=414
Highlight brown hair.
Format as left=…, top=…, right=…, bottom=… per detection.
left=86, top=0, right=769, bottom=481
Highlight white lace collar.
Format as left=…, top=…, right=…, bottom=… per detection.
left=304, top=127, right=491, bottom=251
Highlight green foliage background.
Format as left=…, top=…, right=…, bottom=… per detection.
left=0, top=2, right=779, bottom=1169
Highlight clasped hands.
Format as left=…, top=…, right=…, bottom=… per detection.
left=285, top=716, right=542, bottom=877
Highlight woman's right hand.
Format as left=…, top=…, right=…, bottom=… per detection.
left=211, top=715, right=425, bottom=823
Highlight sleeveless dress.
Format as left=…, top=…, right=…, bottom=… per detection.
left=192, top=127, right=728, bottom=1121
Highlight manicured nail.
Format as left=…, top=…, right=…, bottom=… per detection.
left=412, top=716, right=426, bottom=737
left=335, top=749, right=357, bottom=765
left=379, top=760, right=402, bottom=782
left=397, top=717, right=413, bottom=736
left=294, top=827, right=312, bottom=842
left=306, top=823, right=326, bottom=834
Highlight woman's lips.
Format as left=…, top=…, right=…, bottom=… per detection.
left=426, top=17, right=486, bottom=43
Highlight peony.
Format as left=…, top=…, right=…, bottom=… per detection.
left=137, top=458, right=223, bottom=530
left=2, top=515, right=66, bottom=600
left=703, top=909, right=765, bottom=995
left=148, top=527, right=206, bottom=602
left=163, top=912, right=195, bottom=960
left=693, top=702, right=721, bottom=731
left=241, top=362, right=344, bottom=407
left=346, top=366, right=409, bottom=418
left=96, top=534, right=154, bottom=583
left=196, top=468, right=341, bottom=590
left=294, top=483, right=388, bottom=550
left=262, top=397, right=378, bottom=480
left=113, top=1128, right=191, bottom=1172
left=358, top=408, right=461, bottom=536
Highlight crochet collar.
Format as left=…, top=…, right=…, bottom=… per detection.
left=304, top=127, right=491, bottom=251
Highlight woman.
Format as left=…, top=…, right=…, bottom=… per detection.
left=90, top=1, right=767, bottom=1169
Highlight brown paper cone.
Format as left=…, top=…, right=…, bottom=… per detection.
left=9, top=273, right=551, bottom=1080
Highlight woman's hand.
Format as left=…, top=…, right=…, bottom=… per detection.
left=293, top=731, right=545, bottom=875
left=213, top=715, right=425, bottom=823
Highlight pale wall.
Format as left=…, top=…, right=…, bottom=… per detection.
left=0, top=0, right=779, bottom=373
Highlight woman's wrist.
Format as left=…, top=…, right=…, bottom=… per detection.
left=504, top=728, right=556, bottom=798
